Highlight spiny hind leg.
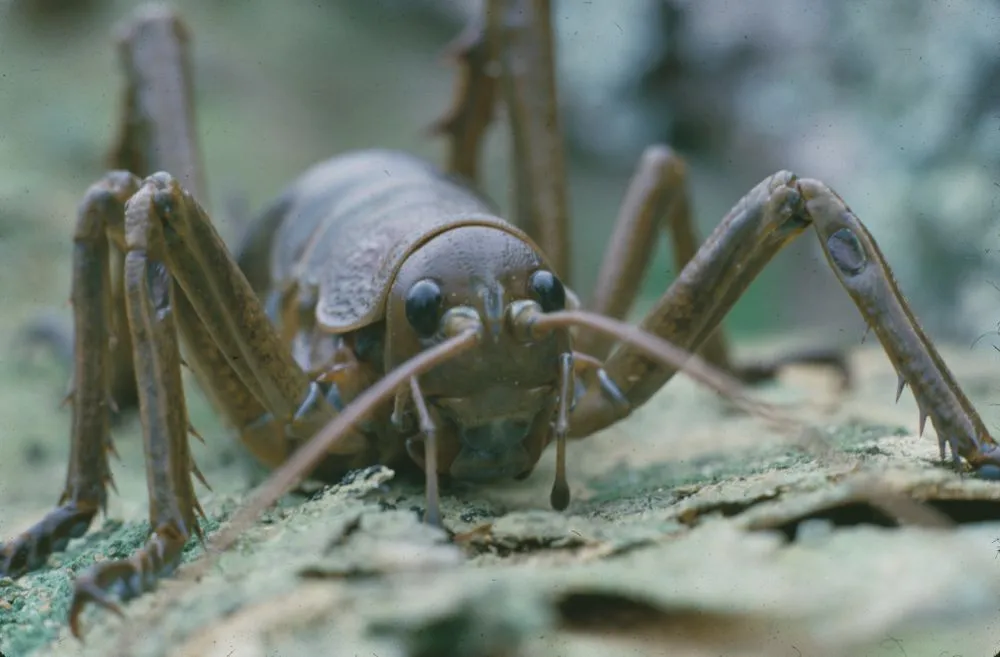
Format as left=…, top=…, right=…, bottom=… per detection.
left=487, top=0, right=573, bottom=283
left=11, top=5, right=206, bottom=418
left=431, top=4, right=498, bottom=187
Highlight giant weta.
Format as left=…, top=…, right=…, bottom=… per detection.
left=2, top=1, right=998, bottom=638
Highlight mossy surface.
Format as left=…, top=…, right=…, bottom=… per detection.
left=3, top=348, right=1000, bottom=657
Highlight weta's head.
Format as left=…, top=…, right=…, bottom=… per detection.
left=384, top=224, right=573, bottom=483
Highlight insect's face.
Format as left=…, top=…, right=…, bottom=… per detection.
left=386, top=225, right=571, bottom=482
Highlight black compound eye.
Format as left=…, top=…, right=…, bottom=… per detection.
left=528, top=270, right=565, bottom=312
left=404, top=279, right=443, bottom=338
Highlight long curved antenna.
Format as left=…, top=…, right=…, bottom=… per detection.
left=523, top=309, right=789, bottom=424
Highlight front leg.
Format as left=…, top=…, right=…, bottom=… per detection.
left=570, top=172, right=1000, bottom=474
left=2, top=6, right=224, bottom=586
left=0, top=174, right=139, bottom=580
left=66, top=174, right=371, bottom=637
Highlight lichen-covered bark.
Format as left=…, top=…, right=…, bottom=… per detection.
left=3, top=345, right=1000, bottom=657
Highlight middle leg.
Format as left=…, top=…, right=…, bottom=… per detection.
left=569, top=171, right=1000, bottom=475
left=580, top=144, right=851, bottom=385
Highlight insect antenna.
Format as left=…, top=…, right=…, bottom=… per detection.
left=506, top=304, right=793, bottom=510
left=521, top=308, right=956, bottom=530
left=517, top=307, right=787, bottom=424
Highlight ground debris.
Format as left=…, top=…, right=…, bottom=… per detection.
left=163, top=519, right=1000, bottom=657
left=454, top=509, right=678, bottom=561
left=7, top=347, right=1000, bottom=657
left=298, top=509, right=462, bottom=579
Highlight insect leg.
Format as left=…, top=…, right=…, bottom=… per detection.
left=490, top=0, right=572, bottom=283
left=104, top=6, right=207, bottom=415
left=565, top=172, right=1000, bottom=477
left=581, top=145, right=850, bottom=385
left=0, top=173, right=140, bottom=580
left=431, top=4, right=498, bottom=185
left=66, top=173, right=375, bottom=636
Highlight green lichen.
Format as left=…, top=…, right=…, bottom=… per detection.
left=0, top=511, right=232, bottom=657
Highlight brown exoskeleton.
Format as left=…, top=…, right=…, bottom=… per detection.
left=3, top=1, right=999, bottom=639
